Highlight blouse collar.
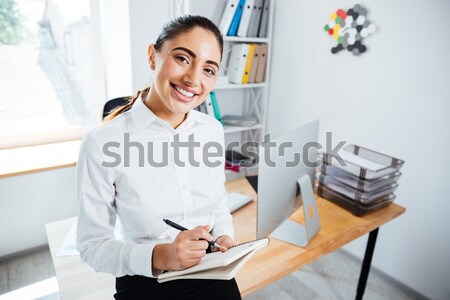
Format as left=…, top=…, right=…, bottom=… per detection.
left=129, top=93, right=209, bottom=132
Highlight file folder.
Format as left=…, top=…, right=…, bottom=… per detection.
left=219, top=0, right=239, bottom=36
left=227, top=0, right=246, bottom=36
left=210, top=92, right=222, bottom=124
left=227, top=43, right=249, bottom=84
left=237, top=0, right=255, bottom=37
left=242, top=44, right=255, bottom=83
left=204, top=94, right=216, bottom=118
left=197, top=102, right=207, bottom=114
left=246, top=0, right=263, bottom=37
left=254, top=43, right=267, bottom=83
left=248, top=44, right=261, bottom=83
left=258, top=0, right=270, bottom=37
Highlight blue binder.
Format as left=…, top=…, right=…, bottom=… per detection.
left=227, top=0, right=246, bottom=36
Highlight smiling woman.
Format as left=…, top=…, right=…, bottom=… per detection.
left=77, top=15, right=242, bottom=300
left=146, top=27, right=221, bottom=128
left=103, top=16, right=223, bottom=129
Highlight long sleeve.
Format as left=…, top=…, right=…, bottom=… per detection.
left=76, top=132, right=160, bottom=278
left=211, top=126, right=234, bottom=240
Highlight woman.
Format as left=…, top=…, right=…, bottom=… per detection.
left=76, top=15, right=241, bottom=299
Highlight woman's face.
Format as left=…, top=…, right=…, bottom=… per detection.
left=146, top=27, right=221, bottom=126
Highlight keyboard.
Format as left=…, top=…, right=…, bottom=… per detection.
left=225, top=192, right=253, bottom=213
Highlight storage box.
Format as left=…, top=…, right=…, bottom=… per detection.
left=317, top=173, right=398, bottom=204
left=320, top=164, right=402, bottom=192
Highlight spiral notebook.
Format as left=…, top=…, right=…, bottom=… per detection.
left=157, top=237, right=270, bottom=283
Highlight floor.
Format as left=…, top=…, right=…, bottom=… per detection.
left=0, top=245, right=424, bottom=300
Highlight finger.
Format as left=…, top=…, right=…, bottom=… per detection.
left=220, top=244, right=229, bottom=252
left=187, top=226, right=213, bottom=241
left=219, top=239, right=234, bottom=252
left=187, top=249, right=207, bottom=259
left=187, top=239, right=209, bottom=251
left=178, top=256, right=202, bottom=269
left=173, top=246, right=207, bottom=268
left=186, top=256, right=202, bottom=266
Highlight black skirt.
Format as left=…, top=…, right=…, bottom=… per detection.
left=114, top=275, right=242, bottom=300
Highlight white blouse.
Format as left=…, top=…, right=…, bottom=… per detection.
left=76, top=96, right=233, bottom=278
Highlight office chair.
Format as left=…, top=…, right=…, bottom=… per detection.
left=102, top=96, right=130, bottom=120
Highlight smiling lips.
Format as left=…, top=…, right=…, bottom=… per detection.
left=171, top=83, right=199, bottom=102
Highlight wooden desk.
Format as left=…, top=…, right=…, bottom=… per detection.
left=46, top=177, right=405, bottom=299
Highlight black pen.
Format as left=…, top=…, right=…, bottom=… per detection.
left=163, top=219, right=222, bottom=249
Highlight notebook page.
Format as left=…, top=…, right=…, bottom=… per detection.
left=158, top=251, right=255, bottom=283
left=158, top=238, right=269, bottom=280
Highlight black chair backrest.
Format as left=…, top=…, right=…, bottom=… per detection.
left=102, top=97, right=129, bottom=120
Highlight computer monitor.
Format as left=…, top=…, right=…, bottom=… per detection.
left=257, top=120, right=320, bottom=247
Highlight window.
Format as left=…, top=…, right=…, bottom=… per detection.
left=0, top=0, right=103, bottom=149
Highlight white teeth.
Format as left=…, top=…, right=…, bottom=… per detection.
left=174, top=85, right=194, bottom=97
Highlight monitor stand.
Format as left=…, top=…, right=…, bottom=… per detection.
left=270, top=175, right=321, bottom=247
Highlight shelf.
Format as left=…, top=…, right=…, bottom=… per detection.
left=223, top=36, right=269, bottom=43
left=187, top=0, right=273, bottom=182
left=214, top=83, right=266, bottom=90
left=223, top=124, right=263, bottom=134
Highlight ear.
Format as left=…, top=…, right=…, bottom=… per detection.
left=147, top=44, right=156, bottom=70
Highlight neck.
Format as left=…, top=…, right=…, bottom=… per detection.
left=143, top=87, right=187, bottom=129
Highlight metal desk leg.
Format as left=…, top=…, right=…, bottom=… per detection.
left=355, top=228, right=379, bottom=300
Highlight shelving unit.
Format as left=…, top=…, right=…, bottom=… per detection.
left=171, top=0, right=274, bottom=180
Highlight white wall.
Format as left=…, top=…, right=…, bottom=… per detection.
left=129, top=0, right=171, bottom=92
left=268, top=0, right=450, bottom=299
left=0, top=168, right=77, bottom=257
left=101, top=0, right=133, bottom=100
left=102, top=0, right=172, bottom=94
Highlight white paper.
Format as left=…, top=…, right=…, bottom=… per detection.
left=339, top=151, right=386, bottom=171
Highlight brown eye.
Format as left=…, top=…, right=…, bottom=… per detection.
left=205, top=68, right=216, bottom=76
left=176, top=55, right=189, bottom=64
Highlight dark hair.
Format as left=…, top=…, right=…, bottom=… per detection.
left=155, top=14, right=223, bottom=60
left=103, top=15, right=223, bottom=123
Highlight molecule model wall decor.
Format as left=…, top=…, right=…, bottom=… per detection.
left=324, top=4, right=376, bottom=56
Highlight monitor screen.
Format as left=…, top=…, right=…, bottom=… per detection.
left=257, top=120, right=320, bottom=240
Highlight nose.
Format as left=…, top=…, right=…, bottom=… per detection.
left=182, top=66, right=200, bottom=87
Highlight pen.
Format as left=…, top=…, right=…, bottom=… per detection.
left=163, top=219, right=222, bottom=249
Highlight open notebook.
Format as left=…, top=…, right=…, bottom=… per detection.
left=157, top=237, right=269, bottom=283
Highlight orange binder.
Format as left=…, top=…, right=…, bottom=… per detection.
left=242, top=44, right=255, bottom=84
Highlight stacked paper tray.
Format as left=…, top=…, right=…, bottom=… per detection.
left=322, top=144, right=404, bottom=180
left=317, top=144, right=404, bottom=216
left=317, top=185, right=395, bottom=217
left=320, top=164, right=401, bottom=192
left=317, top=173, right=398, bottom=204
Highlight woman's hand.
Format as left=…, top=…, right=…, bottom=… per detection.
left=165, top=225, right=212, bottom=270
left=214, top=235, right=235, bottom=252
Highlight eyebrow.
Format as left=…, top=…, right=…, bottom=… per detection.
left=171, top=47, right=220, bottom=70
